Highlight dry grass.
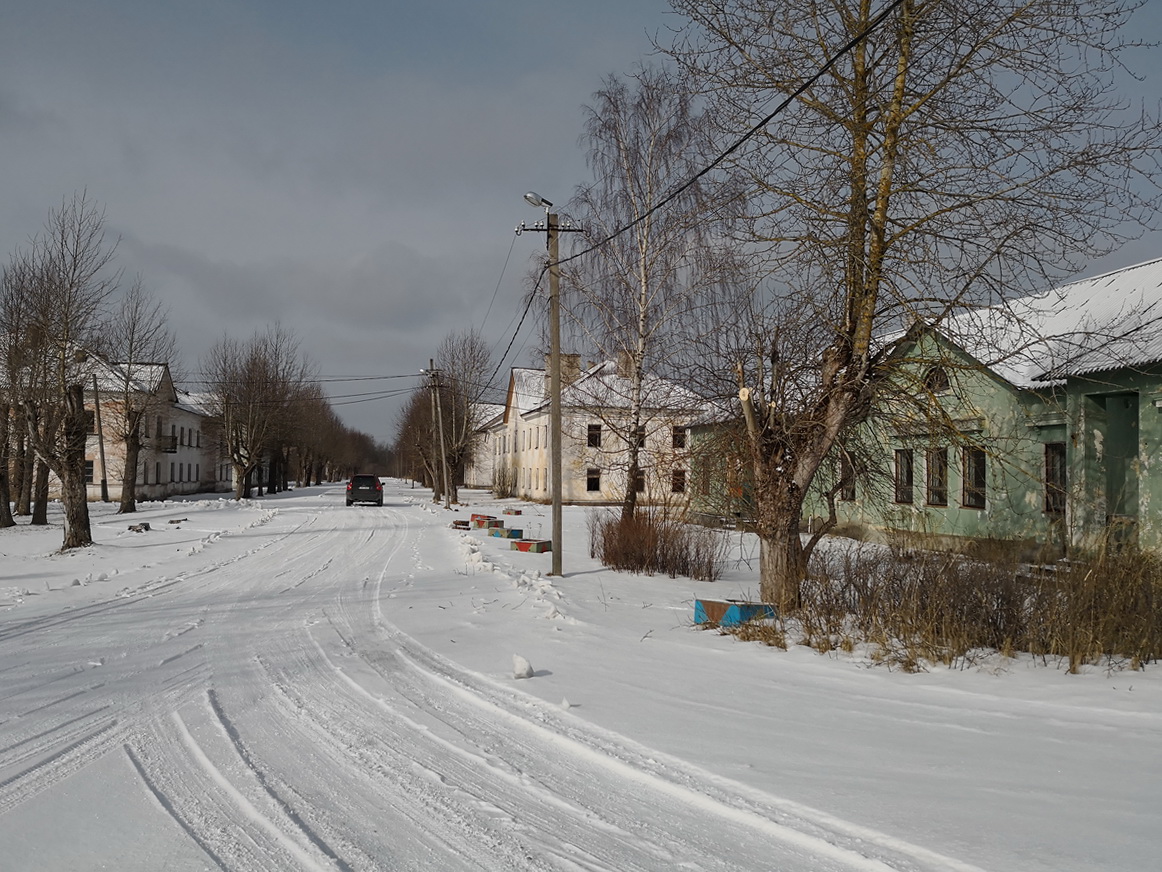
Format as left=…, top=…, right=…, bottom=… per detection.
left=588, top=509, right=728, bottom=582
left=783, top=538, right=1162, bottom=672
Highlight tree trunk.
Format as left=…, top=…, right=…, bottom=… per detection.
left=16, top=430, right=32, bottom=516
left=60, top=384, right=93, bottom=549
left=119, top=429, right=142, bottom=513
left=31, top=460, right=50, bottom=525
left=0, top=403, right=14, bottom=528
left=758, top=522, right=806, bottom=612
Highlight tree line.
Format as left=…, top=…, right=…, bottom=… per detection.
left=1, top=193, right=388, bottom=552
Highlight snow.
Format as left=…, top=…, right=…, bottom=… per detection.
left=1, top=482, right=1159, bottom=871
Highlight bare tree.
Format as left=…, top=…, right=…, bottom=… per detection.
left=431, top=329, right=493, bottom=505
left=99, top=278, right=178, bottom=513
left=3, top=193, right=120, bottom=548
left=395, top=388, right=441, bottom=494
left=202, top=325, right=314, bottom=500
left=568, top=67, right=730, bottom=521
left=665, top=0, right=1160, bottom=607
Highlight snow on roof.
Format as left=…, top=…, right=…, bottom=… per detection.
left=509, top=368, right=546, bottom=417
left=176, top=389, right=215, bottom=416
left=522, top=360, right=705, bottom=416
left=472, top=402, right=505, bottom=430
left=941, top=257, right=1162, bottom=387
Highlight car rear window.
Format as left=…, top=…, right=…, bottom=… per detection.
left=352, top=476, right=378, bottom=487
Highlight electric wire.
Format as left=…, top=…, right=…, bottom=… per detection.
left=478, top=0, right=908, bottom=404
left=552, top=0, right=908, bottom=270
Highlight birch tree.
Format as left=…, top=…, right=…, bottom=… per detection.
left=568, top=67, right=729, bottom=521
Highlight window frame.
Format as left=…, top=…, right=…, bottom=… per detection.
left=838, top=454, right=855, bottom=502
left=894, top=448, right=915, bottom=504
left=926, top=447, right=948, bottom=506
left=1044, top=442, right=1067, bottom=515
left=587, top=424, right=602, bottom=448
left=586, top=468, right=601, bottom=492
left=962, top=446, right=987, bottom=509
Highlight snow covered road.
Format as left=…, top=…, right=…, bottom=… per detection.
left=1, top=483, right=1158, bottom=870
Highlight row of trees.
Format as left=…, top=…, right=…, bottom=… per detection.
left=2, top=195, right=386, bottom=551
left=394, top=330, right=493, bottom=506
left=552, top=0, right=1158, bottom=607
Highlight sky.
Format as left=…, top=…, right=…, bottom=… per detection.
left=1, top=482, right=1159, bottom=870
left=2, top=1, right=1159, bottom=442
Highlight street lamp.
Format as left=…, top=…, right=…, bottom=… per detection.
left=523, top=191, right=563, bottom=576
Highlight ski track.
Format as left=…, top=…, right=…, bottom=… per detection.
left=0, top=492, right=992, bottom=870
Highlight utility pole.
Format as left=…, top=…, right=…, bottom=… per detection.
left=91, top=373, right=109, bottom=502
left=519, top=193, right=581, bottom=576
left=426, top=361, right=452, bottom=510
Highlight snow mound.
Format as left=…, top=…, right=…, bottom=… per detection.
left=512, top=654, right=534, bottom=679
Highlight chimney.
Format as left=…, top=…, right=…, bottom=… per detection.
left=616, top=350, right=634, bottom=379
left=544, top=353, right=583, bottom=394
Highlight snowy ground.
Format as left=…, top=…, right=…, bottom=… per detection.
left=0, top=481, right=1158, bottom=871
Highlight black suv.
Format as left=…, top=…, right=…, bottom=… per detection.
left=346, top=474, right=383, bottom=506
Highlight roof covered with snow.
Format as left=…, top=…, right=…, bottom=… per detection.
left=940, top=257, right=1162, bottom=387
left=524, top=360, right=705, bottom=417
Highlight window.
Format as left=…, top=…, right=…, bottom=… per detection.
left=894, top=449, right=914, bottom=504
left=196, top=463, right=200, bottom=482
left=85, top=410, right=96, bottom=434
left=838, top=454, right=855, bottom=501
left=196, top=431, right=201, bottom=448
left=672, top=426, right=687, bottom=449
left=1045, top=442, right=1066, bottom=514
left=926, top=448, right=948, bottom=506
left=962, top=447, right=986, bottom=508
left=634, top=426, right=646, bottom=450
left=586, top=468, right=601, bottom=492
left=587, top=424, right=602, bottom=448
left=924, top=366, right=951, bottom=394
left=143, top=463, right=149, bottom=485
left=156, top=417, right=163, bottom=438
left=671, top=469, right=686, bottom=494
left=156, top=462, right=161, bottom=484
left=169, top=462, right=175, bottom=483
left=84, top=460, right=94, bottom=484
left=180, top=426, right=186, bottom=446
left=632, top=468, right=645, bottom=493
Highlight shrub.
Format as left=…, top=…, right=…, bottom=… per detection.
left=787, top=538, right=1162, bottom=672
left=587, top=509, right=727, bottom=582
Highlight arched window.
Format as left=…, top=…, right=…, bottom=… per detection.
left=924, top=365, right=950, bottom=394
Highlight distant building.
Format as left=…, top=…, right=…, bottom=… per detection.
left=479, top=355, right=704, bottom=506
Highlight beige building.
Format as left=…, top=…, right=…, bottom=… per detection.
left=81, top=360, right=225, bottom=501
left=481, top=356, right=703, bottom=505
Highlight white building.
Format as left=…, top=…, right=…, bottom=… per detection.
left=480, top=356, right=704, bottom=505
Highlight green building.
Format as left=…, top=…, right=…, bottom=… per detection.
left=814, top=257, right=1162, bottom=557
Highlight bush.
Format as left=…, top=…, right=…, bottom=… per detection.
left=789, top=538, right=1162, bottom=671
left=587, top=509, right=727, bottom=582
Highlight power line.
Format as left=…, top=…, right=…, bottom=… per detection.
left=553, top=0, right=908, bottom=270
